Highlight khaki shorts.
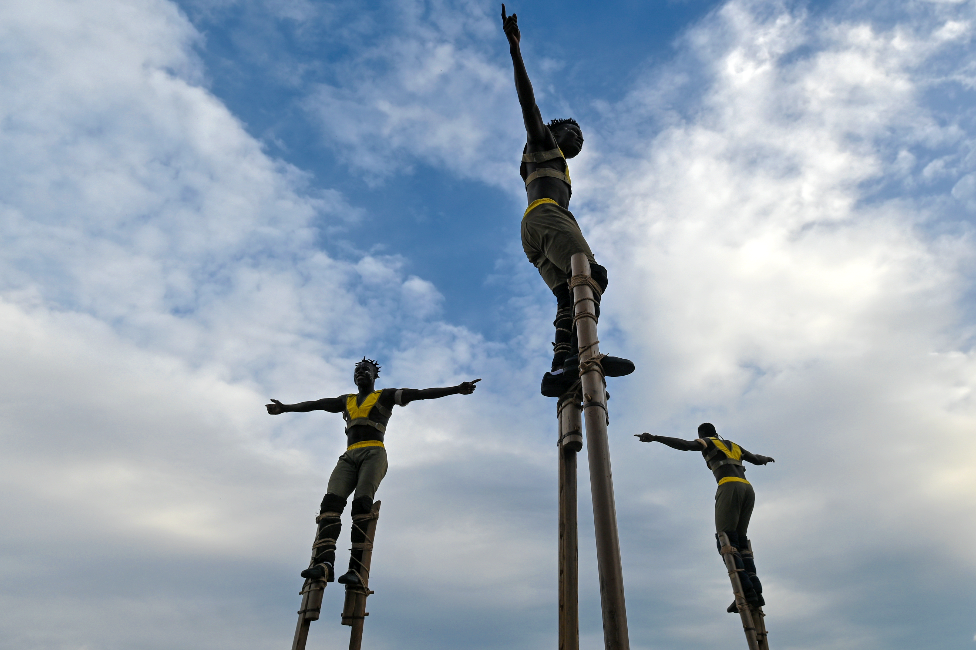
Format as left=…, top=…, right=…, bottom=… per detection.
left=521, top=201, right=596, bottom=290
left=326, top=446, right=389, bottom=501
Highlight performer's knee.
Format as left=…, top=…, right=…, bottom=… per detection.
left=320, top=493, right=348, bottom=515
left=350, top=494, right=374, bottom=517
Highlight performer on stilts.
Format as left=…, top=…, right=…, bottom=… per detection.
left=267, top=358, right=479, bottom=586
left=502, top=5, right=633, bottom=397
left=636, top=423, right=775, bottom=612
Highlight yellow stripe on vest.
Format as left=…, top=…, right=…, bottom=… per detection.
left=347, top=440, right=385, bottom=451
left=711, top=438, right=742, bottom=461
left=524, top=197, right=560, bottom=218
left=717, top=476, right=751, bottom=486
left=346, top=391, right=382, bottom=419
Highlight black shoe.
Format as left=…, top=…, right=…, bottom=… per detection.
left=541, top=369, right=577, bottom=397
left=337, top=568, right=362, bottom=586
left=727, top=600, right=738, bottom=613
left=562, top=355, right=635, bottom=377
left=301, top=562, right=333, bottom=582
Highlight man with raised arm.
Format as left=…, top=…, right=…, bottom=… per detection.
left=502, top=5, right=633, bottom=397
left=268, top=358, right=479, bottom=586
left=636, top=423, right=775, bottom=612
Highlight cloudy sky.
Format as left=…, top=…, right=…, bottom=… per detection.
left=1, top=0, right=975, bottom=648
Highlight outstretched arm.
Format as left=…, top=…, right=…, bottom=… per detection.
left=266, top=397, right=345, bottom=415
left=635, top=433, right=706, bottom=452
left=502, top=5, right=551, bottom=147
left=396, top=379, right=480, bottom=406
left=740, top=447, right=775, bottom=465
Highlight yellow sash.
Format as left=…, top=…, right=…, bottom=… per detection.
left=717, top=476, right=751, bottom=486
left=347, top=440, right=385, bottom=451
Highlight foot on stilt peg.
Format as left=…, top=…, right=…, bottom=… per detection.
left=300, top=562, right=333, bottom=582
left=561, top=354, right=635, bottom=377
left=336, top=569, right=362, bottom=587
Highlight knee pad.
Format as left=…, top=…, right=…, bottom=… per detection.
left=320, top=493, right=348, bottom=515
left=350, top=495, right=374, bottom=517
left=590, top=263, right=608, bottom=294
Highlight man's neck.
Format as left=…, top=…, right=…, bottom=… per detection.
left=357, top=385, right=375, bottom=398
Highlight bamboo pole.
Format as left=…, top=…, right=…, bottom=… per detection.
left=569, top=253, right=630, bottom=650
left=717, top=532, right=761, bottom=650
left=291, top=520, right=328, bottom=650
left=557, top=393, right=582, bottom=650
left=291, top=579, right=325, bottom=650
left=744, top=540, right=770, bottom=650
left=341, top=500, right=382, bottom=650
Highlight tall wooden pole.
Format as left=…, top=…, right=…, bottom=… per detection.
left=557, top=394, right=582, bottom=650
left=342, top=501, right=382, bottom=650
left=570, top=253, right=631, bottom=650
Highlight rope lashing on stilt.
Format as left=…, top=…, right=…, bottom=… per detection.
left=568, top=273, right=604, bottom=296
left=346, top=512, right=378, bottom=589
left=312, top=537, right=337, bottom=550
left=315, top=511, right=342, bottom=523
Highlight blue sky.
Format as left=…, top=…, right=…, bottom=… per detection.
left=1, top=1, right=976, bottom=649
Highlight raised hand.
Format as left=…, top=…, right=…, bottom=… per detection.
left=266, top=398, right=285, bottom=415
left=459, top=378, right=481, bottom=395
left=501, top=4, right=519, bottom=45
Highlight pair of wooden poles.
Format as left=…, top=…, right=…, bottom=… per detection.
left=291, top=502, right=381, bottom=650
left=557, top=253, right=631, bottom=650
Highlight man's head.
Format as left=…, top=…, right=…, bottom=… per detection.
left=548, top=118, right=583, bottom=158
left=354, top=357, right=380, bottom=389
left=698, top=422, right=717, bottom=438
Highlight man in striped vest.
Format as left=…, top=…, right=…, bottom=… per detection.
left=637, top=423, right=775, bottom=612
left=267, top=358, right=479, bottom=586
left=502, top=5, right=633, bottom=397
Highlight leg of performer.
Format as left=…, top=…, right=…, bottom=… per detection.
left=737, top=486, right=763, bottom=606
left=337, top=447, right=388, bottom=587
left=716, top=482, right=760, bottom=612
left=301, top=493, right=346, bottom=581
left=550, top=282, right=574, bottom=372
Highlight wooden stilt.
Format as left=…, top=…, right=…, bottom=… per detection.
left=569, top=253, right=631, bottom=650
left=341, top=501, right=382, bottom=650
left=717, top=532, right=764, bottom=650
left=744, top=540, right=769, bottom=650
left=291, top=568, right=326, bottom=647
left=557, top=394, right=582, bottom=650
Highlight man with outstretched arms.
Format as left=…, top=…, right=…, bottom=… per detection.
left=636, top=423, right=775, bottom=612
left=502, top=5, right=633, bottom=397
left=268, top=358, right=479, bottom=586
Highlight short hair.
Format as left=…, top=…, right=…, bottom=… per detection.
left=697, top=422, right=717, bottom=437
left=355, top=357, right=381, bottom=378
left=548, top=117, right=580, bottom=133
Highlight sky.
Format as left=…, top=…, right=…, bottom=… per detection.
left=1, top=0, right=975, bottom=649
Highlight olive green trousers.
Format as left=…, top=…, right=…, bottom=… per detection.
left=521, top=201, right=596, bottom=290
left=326, top=446, right=388, bottom=501
left=714, top=481, right=755, bottom=536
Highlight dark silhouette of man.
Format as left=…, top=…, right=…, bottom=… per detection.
left=502, top=5, right=632, bottom=397
left=268, top=358, right=479, bottom=586
left=637, top=423, right=774, bottom=612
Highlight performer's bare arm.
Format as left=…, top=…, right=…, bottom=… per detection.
left=635, top=433, right=704, bottom=451
left=502, top=5, right=555, bottom=150
left=636, top=433, right=775, bottom=464
left=266, top=397, right=345, bottom=414
left=739, top=447, right=775, bottom=465
left=396, top=379, right=480, bottom=406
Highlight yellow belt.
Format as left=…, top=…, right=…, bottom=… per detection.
left=717, top=477, right=751, bottom=486
left=347, top=440, right=385, bottom=451
left=523, top=197, right=560, bottom=218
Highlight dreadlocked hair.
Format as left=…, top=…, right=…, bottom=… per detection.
left=548, top=117, right=580, bottom=132
left=356, top=357, right=381, bottom=378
